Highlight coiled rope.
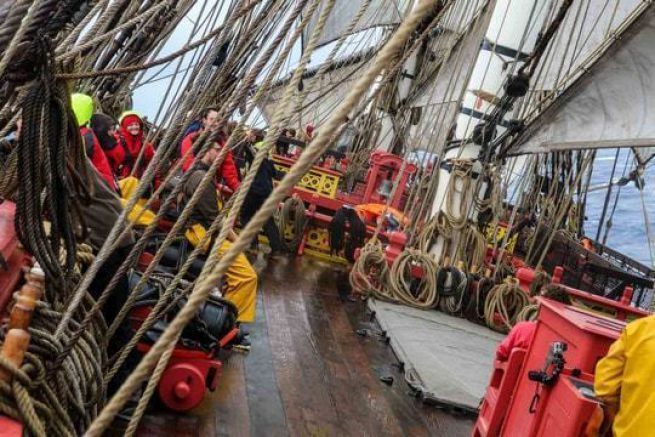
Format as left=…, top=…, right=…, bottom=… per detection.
left=388, top=249, right=439, bottom=309
left=443, top=159, right=473, bottom=230
left=516, top=304, right=539, bottom=322
left=349, top=239, right=390, bottom=299
left=529, top=270, right=551, bottom=297
left=484, top=278, right=530, bottom=333
left=278, top=197, right=307, bottom=253
left=437, top=265, right=469, bottom=315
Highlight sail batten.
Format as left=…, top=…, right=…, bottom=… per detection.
left=508, top=4, right=655, bottom=156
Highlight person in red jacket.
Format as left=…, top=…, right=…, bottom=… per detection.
left=72, top=93, right=118, bottom=192
left=182, top=133, right=241, bottom=192
left=107, top=111, right=155, bottom=179
left=180, top=107, right=219, bottom=172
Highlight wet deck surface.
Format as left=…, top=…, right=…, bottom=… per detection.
left=137, top=256, right=474, bottom=436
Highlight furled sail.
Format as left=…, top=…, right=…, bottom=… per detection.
left=407, top=0, right=496, bottom=152
left=507, top=3, right=655, bottom=155
left=302, top=0, right=401, bottom=49
left=259, top=48, right=376, bottom=128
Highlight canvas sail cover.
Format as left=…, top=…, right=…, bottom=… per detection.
left=508, top=4, right=655, bottom=155
left=302, top=0, right=401, bottom=48
left=259, top=49, right=375, bottom=127
left=407, top=0, right=496, bottom=152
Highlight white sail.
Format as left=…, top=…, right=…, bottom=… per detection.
left=302, top=0, right=401, bottom=49
left=259, top=49, right=375, bottom=128
left=534, top=0, right=642, bottom=92
left=408, top=0, right=496, bottom=152
left=508, top=4, right=655, bottom=155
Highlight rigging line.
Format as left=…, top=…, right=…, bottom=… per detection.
left=132, top=0, right=217, bottom=87
left=91, top=1, right=178, bottom=91
left=0, top=0, right=41, bottom=80
left=601, top=149, right=632, bottom=247
left=58, top=0, right=111, bottom=49
left=55, top=0, right=262, bottom=80
left=56, top=1, right=171, bottom=60
left=570, top=0, right=609, bottom=65
left=639, top=177, right=655, bottom=267
left=595, top=147, right=620, bottom=242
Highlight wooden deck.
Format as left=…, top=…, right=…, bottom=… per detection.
left=136, top=256, right=474, bottom=436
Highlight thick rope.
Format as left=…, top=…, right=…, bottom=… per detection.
left=484, top=277, right=530, bottom=333
left=278, top=197, right=308, bottom=253
left=55, top=1, right=261, bottom=80
left=388, top=249, right=439, bottom=309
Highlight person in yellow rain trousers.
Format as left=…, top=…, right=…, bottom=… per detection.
left=118, top=176, right=157, bottom=227
left=593, top=314, right=655, bottom=436
left=182, top=142, right=257, bottom=324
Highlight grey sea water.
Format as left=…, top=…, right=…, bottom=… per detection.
left=584, top=148, right=655, bottom=267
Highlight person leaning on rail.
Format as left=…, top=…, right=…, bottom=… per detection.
left=181, top=141, right=258, bottom=346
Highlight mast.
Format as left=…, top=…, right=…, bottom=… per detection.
left=427, top=0, right=546, bottom=260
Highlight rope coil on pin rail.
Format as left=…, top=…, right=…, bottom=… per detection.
left=458, top=223, right=486, bottom=272
left=529, top=270, right=551, bottom=297
left=516, top=303, right=539, bottom=322
left=484, top=277, right=530, bottom=333
left=278, top=196, right=307, bottom=253
left=388, top=249, right=439, bottom=309
left=349, top=239, right=391, bottom=299
left=467, top=272, right=494, bottom=322
left=443, top=159, right=474, bottom=230
left=418, top=211, right=449, bottom=253
left=436, top=262, right=469, bottom=315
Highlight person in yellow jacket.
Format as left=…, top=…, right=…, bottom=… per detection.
left=182, top=142, right=257, bottom=324
left=594, top=314, right=655, bottom=436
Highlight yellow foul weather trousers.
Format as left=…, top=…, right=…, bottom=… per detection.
left=185, top=224, right=257, bottom=323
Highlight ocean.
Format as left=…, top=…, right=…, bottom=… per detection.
left=584, top=148, right=655, bottom=267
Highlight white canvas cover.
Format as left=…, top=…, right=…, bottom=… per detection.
left=508, top=4, right=655, bottom=155
left=369, top=299, right=503, bottom=410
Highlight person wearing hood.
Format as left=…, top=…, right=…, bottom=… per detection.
left=72, top=93, right=118, bottom=192
left=109, top=111, right=155, bottom=179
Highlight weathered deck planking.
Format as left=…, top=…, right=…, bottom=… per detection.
left=135, top=256, right=474, bottom=436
